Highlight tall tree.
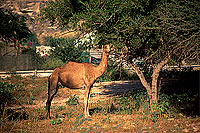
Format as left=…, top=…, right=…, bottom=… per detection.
left=0, top=8, right=31, bottom=55
left=40, top=0, right=200, bottom=108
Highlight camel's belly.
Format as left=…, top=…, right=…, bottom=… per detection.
left=63, top=80, right=84, bottom=89
left=59, top=73, right=85, bottom=89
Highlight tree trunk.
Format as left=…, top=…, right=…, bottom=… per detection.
left=129, top=63, right=152, bottom=103
left=151, top=58, right=169, bottom=104
left=129, top=57, right=170, bottom=110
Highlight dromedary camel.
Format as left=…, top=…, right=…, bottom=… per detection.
left=46, top=43, right=113, bottom=119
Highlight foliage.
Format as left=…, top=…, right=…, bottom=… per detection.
left=22, top=32, right=40, bottom=47
left=96, top=60, right=138, bottom=82
left=41, top=57, right=65, bottom=70
left=0, top=8, right=31, bottom=43
left=50, top=118, right=64, bottom=125
left=65, top=95, right=79, bottom=105
left=0, top=76, right=199, bottom=132
left=147, top=0, right=200, bottom=64
left=41, top=0, right=200, bottom=107
left=151, top=101, right=169, bottom=121
left=44, top=37, right=87, bottom=63
left=40, top=0, right=88, bottom=27
left=93, top=87, right=149, bottom=115
left=73, top=114, right=92, bottom=128
left=0, top=82, right=17, bottom=106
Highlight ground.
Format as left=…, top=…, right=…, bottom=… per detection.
left=0, top=76, right=200, bottom=132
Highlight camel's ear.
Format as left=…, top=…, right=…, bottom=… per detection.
left=104, top=43, right=112, bottom=48
left=109, top=43, right=112, bottom=48
left=103, top=43, right=113, bottom=53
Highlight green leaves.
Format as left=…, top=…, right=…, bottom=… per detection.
left=44, top=37, right=87, bottom=63
left=65, top=95, right=79, bottom=105
left=41, top=0, right=199, bottom=65
left=40, top=0, right=86, bottom=27
left=0, top=82, right=18, bottom=107
left=0, top=9, right=31, bottom=42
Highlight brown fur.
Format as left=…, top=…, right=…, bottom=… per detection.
left=46, top=44, right=113, bottom=119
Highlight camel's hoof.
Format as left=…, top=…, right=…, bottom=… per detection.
left=46, top=115, right=51, bottom=119
left=85, top=114, right=91, bottom=118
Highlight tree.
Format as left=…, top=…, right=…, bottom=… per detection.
left=0, top=8, right=31, bottom=55
left=40, top=0, right=88, bottom=28
left=138, top=0, right=200, bottom=105
left=40, top=0, right=200, bottom=109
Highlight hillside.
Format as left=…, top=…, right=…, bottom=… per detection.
left=0, top=0, right=76, bottom=44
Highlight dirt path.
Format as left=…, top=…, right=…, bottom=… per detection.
left=53, top=80, right=142, bottom=105
left=11, top=80, right=142, bottom=109
left=7, top=80, right=142, bottom=111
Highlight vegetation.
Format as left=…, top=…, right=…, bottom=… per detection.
left=40, top=0, right=200, bottom=108
left=41, top=57, right=65, bottom=70
left=0, top=76, right=199, bottom=132
left=96, top=60, right=138, bottom=82
left=0, top=8, right=31, bottom=42
left=44, top=37, right=87, bottom=63
left=0, top=0, right=199, bottom=132
left=0, top=82, right=18, bottom=112
left=0, top=8, right=32, bottom=55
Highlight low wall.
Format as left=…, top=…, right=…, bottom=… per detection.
left=0, top=70, right=53, bottom=78
left=0, top=54, right=35, bottom=71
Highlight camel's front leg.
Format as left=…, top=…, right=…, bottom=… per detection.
left=84, top=86, right=91, bottom=117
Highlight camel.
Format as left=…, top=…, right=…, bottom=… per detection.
left=46, top=43, right=113, bottom=119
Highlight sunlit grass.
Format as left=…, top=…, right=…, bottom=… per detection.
left=0, top=76, right=199, bottom=132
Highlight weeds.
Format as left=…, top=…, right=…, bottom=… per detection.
left=50, top=118, right=64, bottom=125
left=0, top=82, right=17, bottom=105
left=0, top=76, right=199, bottom=132
left=0, top=82, right=19, bottom=115
left=65, top=95, right=79, bottom=105
left=56, top=106, right=66, bottom=111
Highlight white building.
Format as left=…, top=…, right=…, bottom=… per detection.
left=36, top=46, right=55, bottom=57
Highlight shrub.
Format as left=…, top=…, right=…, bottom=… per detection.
left=0, top=82, right=17, bottom=104
left=0, top=82, right=18, bottom=114
left=44, top=37, right=87, bottom=63
left=93, top=87, right=148, bottom=115
left=41, top=57, right=65, bottom=69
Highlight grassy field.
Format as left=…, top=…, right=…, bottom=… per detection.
left=0, top=75, right=200, bottom=132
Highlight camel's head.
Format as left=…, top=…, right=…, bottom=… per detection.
left=103, top=43, right=113, bottom=55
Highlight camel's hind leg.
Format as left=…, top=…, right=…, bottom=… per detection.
left=46, top=75, right=59, bottom=119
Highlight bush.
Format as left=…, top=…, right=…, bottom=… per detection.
left=0, top=82, right=18, bottom=114
left=0, top=82, right=17, bottom=104
left=93, top=87, right=148, bottom=115
left=41, top=57, right=65, bottom=69
left=44, top=37, right=87, bottom=63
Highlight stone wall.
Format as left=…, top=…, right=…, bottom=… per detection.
left=0, top=54, right=34, bottom=71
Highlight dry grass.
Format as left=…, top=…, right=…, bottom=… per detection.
left=0, top=76, right=200, bottom=132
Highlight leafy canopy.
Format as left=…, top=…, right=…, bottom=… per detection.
left=41, top=0, right=200, bottom=65
left=0, top=8, right=31, bottom=42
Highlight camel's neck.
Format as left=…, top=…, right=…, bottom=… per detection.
left=95, top=51, right=109, bottom=78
